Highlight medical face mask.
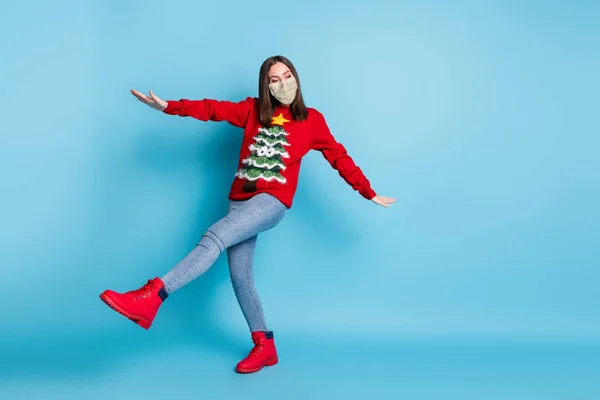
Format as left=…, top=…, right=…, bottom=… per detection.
left=268, top=76, right=298, bottom=105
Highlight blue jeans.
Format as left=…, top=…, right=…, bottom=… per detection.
left=161, top=193, right=287, bottom=332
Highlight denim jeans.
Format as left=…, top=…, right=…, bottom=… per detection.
left=161, top=193, right=287, bottom=332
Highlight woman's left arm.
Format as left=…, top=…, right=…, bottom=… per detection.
left=312, top=113, right=396, bottom=208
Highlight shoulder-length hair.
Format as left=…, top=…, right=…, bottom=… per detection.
left=258, top=55, right=308, bottom=127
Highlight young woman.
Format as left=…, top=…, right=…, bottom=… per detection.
left=99, top=55, right=396, bottom=374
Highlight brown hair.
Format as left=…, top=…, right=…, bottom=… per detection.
left=258, top=55, right=308, bottom=127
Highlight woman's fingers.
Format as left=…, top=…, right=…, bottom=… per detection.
left=130, top=89, right=144, bottom=99
left=148, top=90, right=167, bottom=110
left=131, top=89, right=152, bottom=103
left=148, top=90, right=160, bottom=102
left=372, top=195, right=396, bottom=207
left=373, top=196, right=388, bottom=207
left=131, top=88, right=167, bottom=111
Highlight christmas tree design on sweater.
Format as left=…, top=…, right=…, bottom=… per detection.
left=236, top=113, right=291, bottom=185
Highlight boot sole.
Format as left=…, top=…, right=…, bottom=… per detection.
left=99, top=293, right=152, bottom=330
left=235, top=357, right=278, bottom=374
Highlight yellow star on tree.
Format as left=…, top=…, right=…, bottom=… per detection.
left=271, top=113, right=290, bottom=126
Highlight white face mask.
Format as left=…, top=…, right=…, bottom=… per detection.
left=268, top=76, right=298, bottom=105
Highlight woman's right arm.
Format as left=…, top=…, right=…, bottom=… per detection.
left=130, top=89, right=252, bottom=128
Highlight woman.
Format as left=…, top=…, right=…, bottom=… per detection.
left=99, top=55, right=396, bottom=374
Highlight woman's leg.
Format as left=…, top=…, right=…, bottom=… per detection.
left=228, top=208, right=280, bottom=373
left=161, top=193, right=286, bottom=294
left=227, top=234, right=269, bottom=332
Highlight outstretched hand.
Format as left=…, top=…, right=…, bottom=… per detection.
left=130, top=89, right=168, bottom=111
left=371, top=195, right=396, bottom=208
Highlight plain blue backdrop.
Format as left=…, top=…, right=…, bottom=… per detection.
left=1, top=0, right=599, bottom=398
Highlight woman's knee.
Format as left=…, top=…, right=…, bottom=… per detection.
left=198, top=229, right=226, bottom=253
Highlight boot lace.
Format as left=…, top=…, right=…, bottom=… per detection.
left=126, top=279, right=156, bottom=300
left=249, top=340, right=264, bottom=357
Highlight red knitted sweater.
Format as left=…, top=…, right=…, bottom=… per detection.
left=163, top=97, right=376, bottom=208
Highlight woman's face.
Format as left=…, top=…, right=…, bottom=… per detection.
left=268, top=62, right=294, bottom=83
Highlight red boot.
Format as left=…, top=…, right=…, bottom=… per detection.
left=235, top=331, right=279, bottom=374
left=99, top=277, right=168, bottom=330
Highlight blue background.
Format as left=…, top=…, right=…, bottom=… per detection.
left=1, top=0, right=599, bottom=398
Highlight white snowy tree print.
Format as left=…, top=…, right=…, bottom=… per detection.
left=236, top=113, right=291, bottom=185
